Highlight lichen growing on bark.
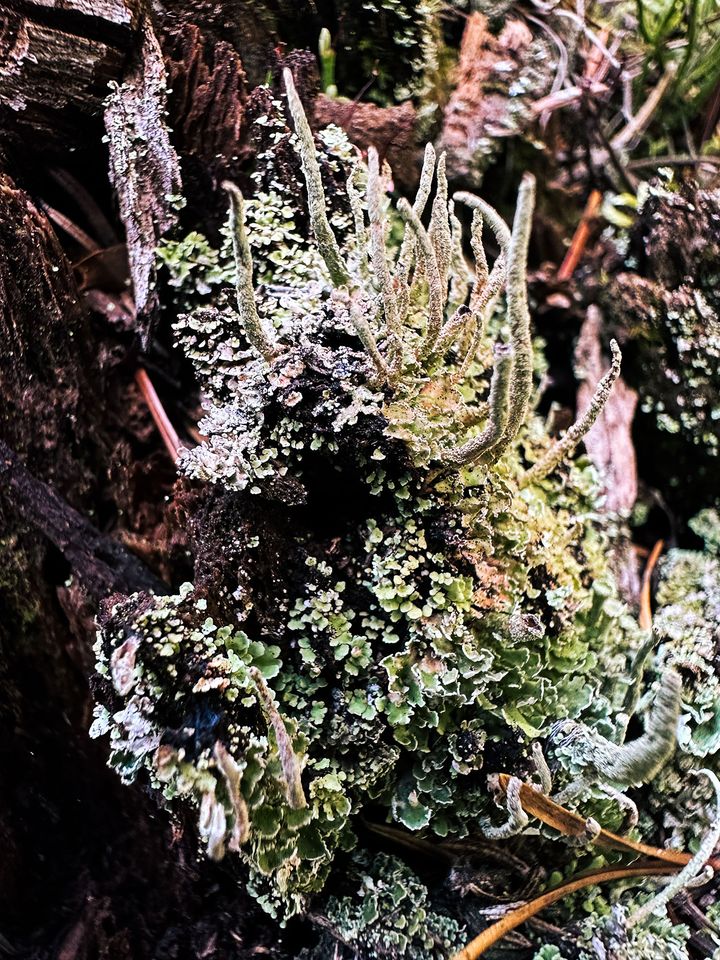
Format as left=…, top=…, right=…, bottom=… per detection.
left=91, top=73, right=654, bottom=929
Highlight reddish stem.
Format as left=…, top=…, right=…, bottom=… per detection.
left=557, top=189, right=602, bottom=282
left=135, top=368, right=182, bottom=462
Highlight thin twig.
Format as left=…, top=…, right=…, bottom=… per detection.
left=41, top=203, right=98, bottom=253
left=135, top=368, right=182, bottom=461
left=611, top=63, right=678, bottom=151
left=627, top=154, right=720, bottom=169
left=639, top=539, right=664, bottom=631
left=557, top=190, right=602, bottom=282
left=450, top=863, right=679, bottom=960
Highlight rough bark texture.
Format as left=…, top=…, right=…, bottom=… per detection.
left=0, top=173, right=102, bottom=489
left=0, top=104, right=284, bottom=960
left=164, top=22, right=248, bottom=175
left=104, top=15, right=182, bottom=341
left=0, top=0, right=141, bottom=154
left=439, top=12, right=549, bottom=183
left=0, top=439, right=167, bottom=598
left=314, top=95, right=417, bottom=187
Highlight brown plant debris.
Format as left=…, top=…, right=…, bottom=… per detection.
left=314, top=95, right=417, bottom=188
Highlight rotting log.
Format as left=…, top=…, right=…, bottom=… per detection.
left=0, top=0, right=142, bottom=153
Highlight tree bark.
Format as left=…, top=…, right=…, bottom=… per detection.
left=0, top=8, right=288, bottom=955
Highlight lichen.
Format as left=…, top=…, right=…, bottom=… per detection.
left=533, top=904, right=692, bottom=960
left=604, top=173, right=720, bottom=460
left=93, top=72, right=643, bottom=929
left=642, top=512, right=720, bottom=851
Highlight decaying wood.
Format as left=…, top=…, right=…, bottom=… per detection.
left=104, top=14, right=182, bottom=343
left=439, top=13, right=551, bottom=184
left=0, top=439, right=167, bottom=599
left=0, top=0, right=141, bottom=152
left=0, top=173, right=101, bottom=491
left=314, top=95, right=416, bottom=187
left=576, top=305, right=640, bottom=603
left=164, top=22, right=248, bottom=184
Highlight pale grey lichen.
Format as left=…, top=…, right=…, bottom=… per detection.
left=642, top=514, right=720, bottom=855
left=552, top=669, right=681, bottom=790
left=533, top=904, right=692, bottom=960
left=629, top=769, right=720, bottom=928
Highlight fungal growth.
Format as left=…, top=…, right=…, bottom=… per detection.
left=92, top=71, right=639, bottom=924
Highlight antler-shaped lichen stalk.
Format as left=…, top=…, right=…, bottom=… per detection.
left=447, top=200, right=472, bottom=313
left=367, top=148, right=401, bottom=349
left=482, top=775, right=530, bottom=839
left=476, top=174, right=536, bottom=464
left=429, top=152, right=452, bottom=297
left=222, top=182, right=277, bottom=361
left=531, top=742, right=553, bottom=795
left=452, top=192, right=511, bottom=382
left=347, top=293, right=391, bottom=383
left=397, top=197, right=444, bottom=357
left=520, top=339, right=622, bottom=487
left=469, top=208, right=489, bottom=293
left=214, top=741, right=250, bottom=850
left=599, top=669, right=681, bottom=786
left=433, top=305, right=471, bottom=362
left=557, top=670, right=682, bottom=790
left=283, top=68, right=351, bottom=288
left=397, top=142, right=436, bottom=275
left=250, top=666, right=307, bottom=809
left=627, top=768, right=720, bottom=928
left=442, top=344, right=514, bottom=467
left=347, top=168, right=369, bottom=278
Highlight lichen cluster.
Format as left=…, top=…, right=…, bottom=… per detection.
left=529, top=511, right=720, bottom=959
left=93, top=72, right=642, bottom=930
left=643, top=510, right=720, bottom=850
left=605, top=173, right=720, bottom=458
left=304, top=852, right=465, bottom=959
left=533, top=905, right=693, bottom=960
